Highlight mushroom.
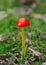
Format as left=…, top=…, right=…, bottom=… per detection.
left=17, top=18, right=30, bottom=57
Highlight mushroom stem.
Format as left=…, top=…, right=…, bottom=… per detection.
left=22, top=27, right=26, bottom=57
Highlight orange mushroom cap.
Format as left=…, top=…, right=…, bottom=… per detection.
left=17, top=18, right=30, bottom=28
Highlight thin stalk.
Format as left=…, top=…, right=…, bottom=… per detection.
left=22, top=27, right=26, bottom=57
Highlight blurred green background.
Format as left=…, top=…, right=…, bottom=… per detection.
left=0, top=0, right=46, bottom=61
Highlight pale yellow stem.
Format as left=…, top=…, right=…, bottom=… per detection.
left=22, top=27, right=26, bottom=56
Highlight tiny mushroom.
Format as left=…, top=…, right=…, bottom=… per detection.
left=17, top=18, right=30, bottom=57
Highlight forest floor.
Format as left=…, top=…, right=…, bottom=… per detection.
left=0, top=1, right=46, bottom=65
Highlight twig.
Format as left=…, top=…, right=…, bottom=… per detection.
left=28, top=47, right=42, bottom=57
left=31, top=13, right=46, bottom=22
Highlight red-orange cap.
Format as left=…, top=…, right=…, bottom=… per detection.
left=17, top=18, right=30, bottom=28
